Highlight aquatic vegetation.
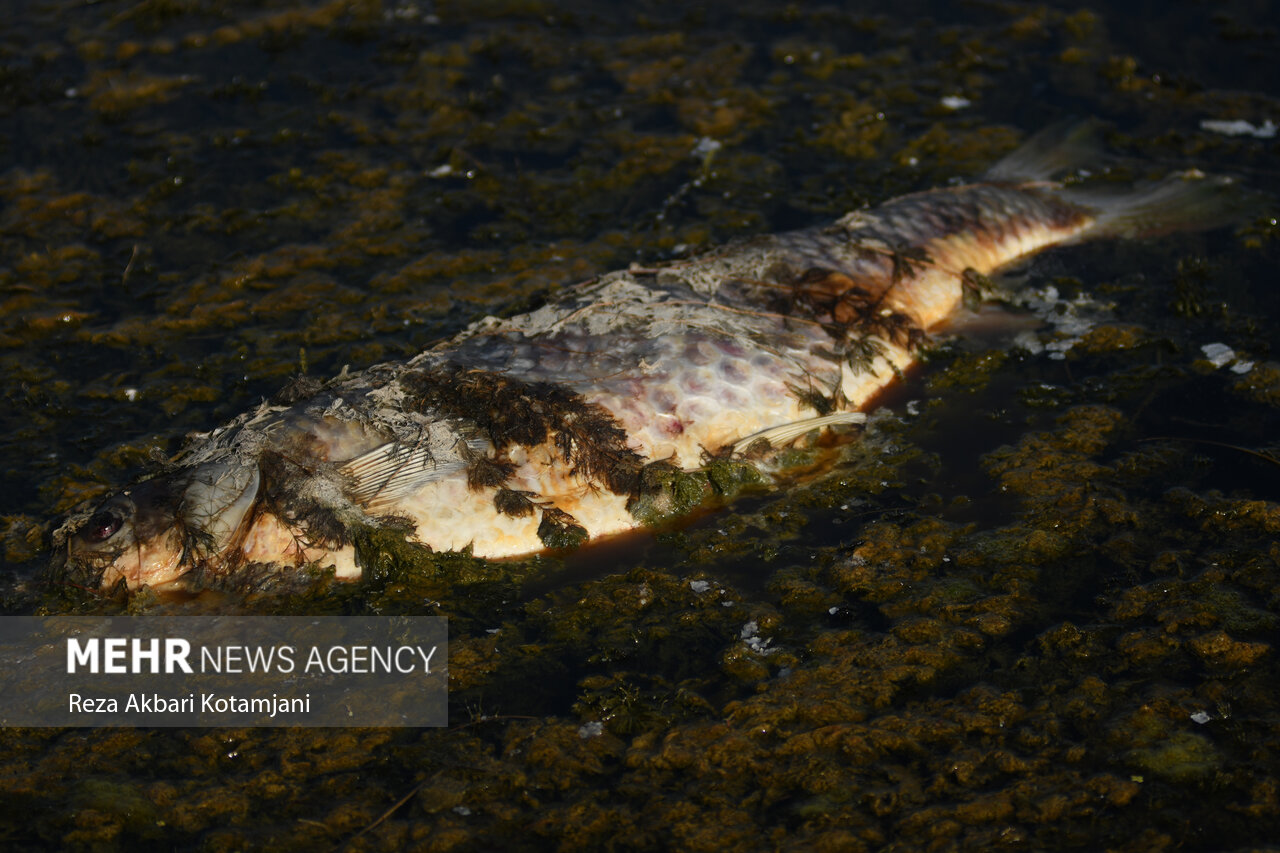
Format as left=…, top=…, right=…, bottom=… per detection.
left=1, top=0, right=1278, bottom=850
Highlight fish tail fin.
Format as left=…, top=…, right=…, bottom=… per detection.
left=984, top=119, right=1105, bottom=183
left=989, top=120, right=1255, bottom=239
left=1062, top=170, right=1253, bottom=240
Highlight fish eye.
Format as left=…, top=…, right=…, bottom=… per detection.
left=81, top=508, right=123, bottom=543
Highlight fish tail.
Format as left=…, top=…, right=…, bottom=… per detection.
left=1061, top=170, right=1250, bottom=240
left=987, top=119, right=1253, bottom=240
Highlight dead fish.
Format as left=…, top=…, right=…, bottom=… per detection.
left=49, top=124, right=1242, bottom=592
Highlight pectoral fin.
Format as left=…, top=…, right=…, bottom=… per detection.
left=340, top=440, right=478, bottom=510
left=730, top=411, right=866, bottom=455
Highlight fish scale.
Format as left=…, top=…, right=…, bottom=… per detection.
left=49, top=124, right=1244, bottom=592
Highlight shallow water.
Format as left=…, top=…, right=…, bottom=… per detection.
left=1, top=0, right=1279, bottom=850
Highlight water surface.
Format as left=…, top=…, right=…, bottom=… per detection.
left=1, top=1, right=1278, bottom=849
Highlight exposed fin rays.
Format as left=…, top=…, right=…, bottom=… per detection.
left=730, top=411, right=867, bottom=455
left=1063, top=171, right=1253, bottom=241
left=340, top=440, right=478, bottom=511
left=986, top=121, right=1254, bottom=240
left=984, top=119, right=1106, bottom=183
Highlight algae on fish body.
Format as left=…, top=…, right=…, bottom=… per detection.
left=627, top=457, right=768, bottom=527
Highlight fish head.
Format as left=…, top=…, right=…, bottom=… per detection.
left=52, top=461, right=261, bottom=592
left=64, top=479, right=187, bottom=590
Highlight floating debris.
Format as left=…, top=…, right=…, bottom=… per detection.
left=1200, top=118, right=1277, bottom=138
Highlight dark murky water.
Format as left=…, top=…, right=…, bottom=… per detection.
left=2, top=1, right=1279, bottom=850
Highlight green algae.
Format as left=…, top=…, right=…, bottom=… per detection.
left=628, top=458, right=768, bottom=527
left=70, top=777, right=162, bottom=840
left=1121, top=706, right=1224, bottom=783
left=926, top=349, right=1009, bottom=392
left=704, top=457, right=769, bottom=497
left=1234, top=362, right=1280, bottom=407
left=1128, top=730, right=1221, bottom=782
left=536, top=509, right=590, bottom=550
left=2, top=0, right=1280, bottom=850
left=628, top=464, right=715, bottom=527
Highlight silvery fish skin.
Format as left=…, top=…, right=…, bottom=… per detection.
left=49, top=126, right=1237, bottom=592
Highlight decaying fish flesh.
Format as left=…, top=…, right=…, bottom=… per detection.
left=49, top=125, right=1241, bottom=592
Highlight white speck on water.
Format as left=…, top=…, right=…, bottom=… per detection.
left=428, top=163, right=453, bottom=177
left=1190, top=710, right=1211, bottom=725
left=1200, top=118, right=1277, bottom=138
left=1013, top=284, right=1114, bottom=359
left=64, top=87, right=78, bottom=98
left=828, top=606, right=840, bottom=615
left=740, top=620, right=777, bottom=654
left=1230, top=360, right=1254, bottom=374
left=485, top=628, right=500, bottom=634
left=385, top=3, right=421, bottom=20
left=452, top=805, right=472, bottom=816
left=1201, top=342, right=1235, bottom=368
left=940, top=95, right=971, bottom=110
left=690, top=580, right=711, bottom=593
left=905, top=399, right=921, bottom=416
left=578, top=721, right=604, bottom=739
left=123, top=388, right=138, bottom=401
left=692, top=136, right=722, bottom=158
left=906, top=156, right=919, bottom=166
left=1012, top=330, right=1045, bottom=354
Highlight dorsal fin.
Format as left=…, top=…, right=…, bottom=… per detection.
left=984, top=120, right=1105, bottom=184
